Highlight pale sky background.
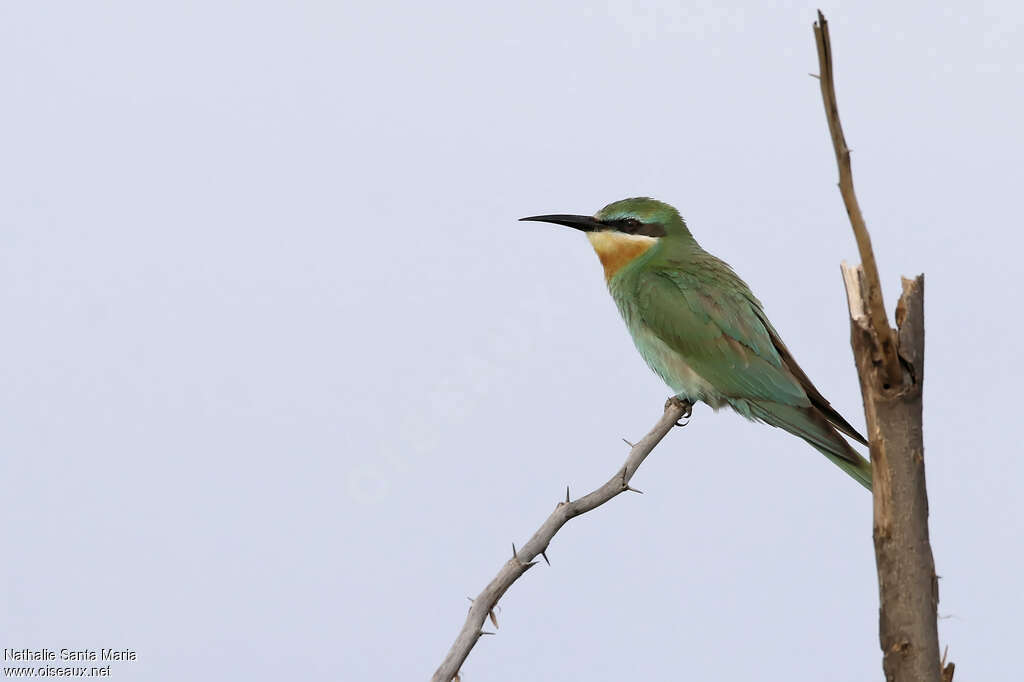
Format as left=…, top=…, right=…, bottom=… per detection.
left=2, top=2, right=1021, bottom=680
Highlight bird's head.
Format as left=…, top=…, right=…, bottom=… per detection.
left=519, top=197, right=689, bottom=239
left=520, top=197, right=692, bottom=280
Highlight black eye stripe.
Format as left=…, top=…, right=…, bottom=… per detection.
left=608, top=218, right=639, bottom=232
left=606, top=218, right=666, bottom=238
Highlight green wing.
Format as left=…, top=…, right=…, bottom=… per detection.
left=629, top=260, right=870, bottom=488
left=632, top=265, right=810, bottom=407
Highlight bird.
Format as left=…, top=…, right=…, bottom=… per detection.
left=521, top=197, right=871, bottom=490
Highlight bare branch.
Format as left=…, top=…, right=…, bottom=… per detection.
left=814, top=10, right=902, bottom=389
left=431, top=400, right=687, bottom=682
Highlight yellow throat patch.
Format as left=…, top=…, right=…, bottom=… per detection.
left=586, top=231, right=659, bottom=281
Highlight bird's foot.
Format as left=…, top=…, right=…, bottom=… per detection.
left=665, top=396, right=693, bottom=426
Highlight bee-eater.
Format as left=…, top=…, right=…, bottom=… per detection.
left=521, top=197, right=871, bottom=490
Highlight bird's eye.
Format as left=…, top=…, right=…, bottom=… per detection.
left=623, top=218, right=641, bottom=229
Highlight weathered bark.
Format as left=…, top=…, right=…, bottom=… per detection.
left=815, top=10, right=950, bottom=682
left=843, top=269, right=944, bottom=682
left=815, top=6, right=950, bottom=679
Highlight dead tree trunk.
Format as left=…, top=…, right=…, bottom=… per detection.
left=814, top=11, right=952, bottom=682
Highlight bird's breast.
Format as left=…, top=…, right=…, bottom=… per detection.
left=630, top=321, right=726, bottom=408
left=586, top=231, right=659, bottom=281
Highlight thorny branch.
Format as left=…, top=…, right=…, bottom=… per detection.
left=431, top=399, right=688, bottom=682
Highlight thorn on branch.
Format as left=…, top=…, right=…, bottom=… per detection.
left=488, top=608, right=499, bottom=629
left=541, top=550, right=550, bottom=566
left=565, top=486, right=570, bottom=503
left=625, top=485, right=644, bottom=494
left=940, top=646, right=955, bottom=682
left=622, top=437, right=635, bottom=447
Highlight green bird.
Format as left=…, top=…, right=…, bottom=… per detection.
left=521, top=197, right=871, bottom=490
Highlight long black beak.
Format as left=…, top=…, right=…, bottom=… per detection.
left=519, top=214, right=603, bottom=232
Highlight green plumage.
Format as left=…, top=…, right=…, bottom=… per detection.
left=523, top=198, right=872, bottom=490
left=601, top=198, right=870, bottom=490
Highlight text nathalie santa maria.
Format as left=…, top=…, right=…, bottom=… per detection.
left=3, top=650, right=136, bottom=662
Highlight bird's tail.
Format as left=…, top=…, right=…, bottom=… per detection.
left=747, top=401, right=872, bottom=491
left=816, top=445, right=872, bottom=491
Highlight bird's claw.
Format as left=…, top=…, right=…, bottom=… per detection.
left=665, top=397, right=693, bottom=426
